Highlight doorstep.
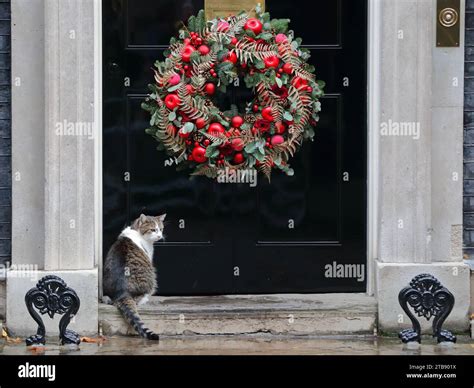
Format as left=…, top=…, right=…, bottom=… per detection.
left=99, top=293, right=377, bottom=336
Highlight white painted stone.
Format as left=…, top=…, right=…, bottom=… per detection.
left=431, top=107, right=463, bottom=262
left=6, top=270, right=98, bottom=337
left=44, top=0, right=96, bottom=271
left=8, top=0, right=99, bottom=338
left=376, top=261, right=470, bottom=333
left=11, top=0, right=45, bottom=267
left=378, top=0, right=433, bottom=264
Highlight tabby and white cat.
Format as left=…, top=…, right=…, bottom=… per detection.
left=103, top=214, right=166, bottom=340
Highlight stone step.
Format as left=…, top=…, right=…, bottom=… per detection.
left=100, top=293, right=377, bottom=336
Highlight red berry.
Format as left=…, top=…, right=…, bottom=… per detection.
left=168, top=74, right=181, bottom=86
left=275, top=34, right=288, bottom=44
left=231, top=138, right=244, bottom=151
left=282, top=63, right=293, bottom=74
left=186, top=84, right=195, bottom=94
left=264, top=56, right=280, bottom=69
left=253, top=104, right=259, bottom=112
left=192, top=146, right=207, bottom=164
left=198, top=45, right=210, bottom=55
left=208, top=122, right=225, bottom=136
left=233, top=153, right=245, bottom=164
left=231, top=37, right=238, bottom=45
left=194, top=141, right=200, bottom=147
left=261, top=107, right=274, bottom=122
left=196, top=118, right=207, bottom=129
left=182, top=45, right=195, bottom=62
left=165, top=94, right=180, bottom=110
left=217, top=21, right=230, bottom=32
left=231, top=116, right=244, bottom=128
left=205, top=83, right=216, bottom=95
left=275, top=122, right=287, bottom=134
left=227, top=52, right=238, bottom=64
left=204, top=139, right=210, bottom=146
left=271, top=135, right=285, bottom=146
left=292, top=76, right=308, bottom=89
left=244, top=18, right=263, bottom=35
left=306, top=86, right=313, bottom=93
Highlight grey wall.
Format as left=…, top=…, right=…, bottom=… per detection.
left=11, top=0, right=44, bottom=267
left=0, top=0, right=10, bottom=267
left=465, top=0, right=474, bottom=257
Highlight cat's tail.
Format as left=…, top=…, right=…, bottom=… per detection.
left=115, top=297, right=160, bottom=341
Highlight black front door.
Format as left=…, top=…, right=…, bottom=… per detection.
left=103, top=0, right=367, bottom=295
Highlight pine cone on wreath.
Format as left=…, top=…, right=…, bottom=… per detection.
left=193, top=132, right=204, bottom=142
left=244, top=114, right=256, bottom=124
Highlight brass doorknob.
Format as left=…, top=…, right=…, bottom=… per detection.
left=439, top=7, right=459, bottom=28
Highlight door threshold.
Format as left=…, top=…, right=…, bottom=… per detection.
left=100, top=293, right=377, bottom=336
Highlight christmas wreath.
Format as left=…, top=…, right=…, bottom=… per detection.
left=142, top=7, right=325, bottom=181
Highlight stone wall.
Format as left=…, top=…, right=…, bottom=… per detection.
left=375, top=0, right=469, bottom=333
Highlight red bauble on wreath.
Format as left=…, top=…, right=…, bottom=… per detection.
left=142, top=8, right=325, bottom=180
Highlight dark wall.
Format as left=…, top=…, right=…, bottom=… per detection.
left=0, top=0, right=10, bottom=266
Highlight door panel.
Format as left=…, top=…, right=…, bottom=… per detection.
left=103, top=0, right=367, bottom=295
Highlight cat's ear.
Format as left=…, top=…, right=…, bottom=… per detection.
left=133, top=214, right=147, bottom=228
left=157, top=214, right=167, bottom=222
left=132, top=214, right=146, bottom=229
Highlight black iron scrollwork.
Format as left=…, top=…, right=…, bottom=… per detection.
left=25, top=275, right=81, bottom=346
left=398, top=273, right=456, bottom=344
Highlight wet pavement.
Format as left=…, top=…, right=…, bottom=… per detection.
left=1, top=335, right=474, bottom=355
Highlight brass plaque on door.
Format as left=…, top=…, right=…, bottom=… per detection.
left=205, top=0, right=265, bottom=19
left=436, top=0, right=460, bottom=47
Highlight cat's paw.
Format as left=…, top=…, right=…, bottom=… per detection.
left=101, top=296, right=113, bottom=305
left=147, top=332, right=160, bottom=341
left=142, top=328, right=159, bottom=341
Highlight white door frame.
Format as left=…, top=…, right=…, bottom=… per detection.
left=93, top=0, right=380, bottom=296
left=366, top=0, right=381, bottom=296
left=94, top=0, right=104, bottom=296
